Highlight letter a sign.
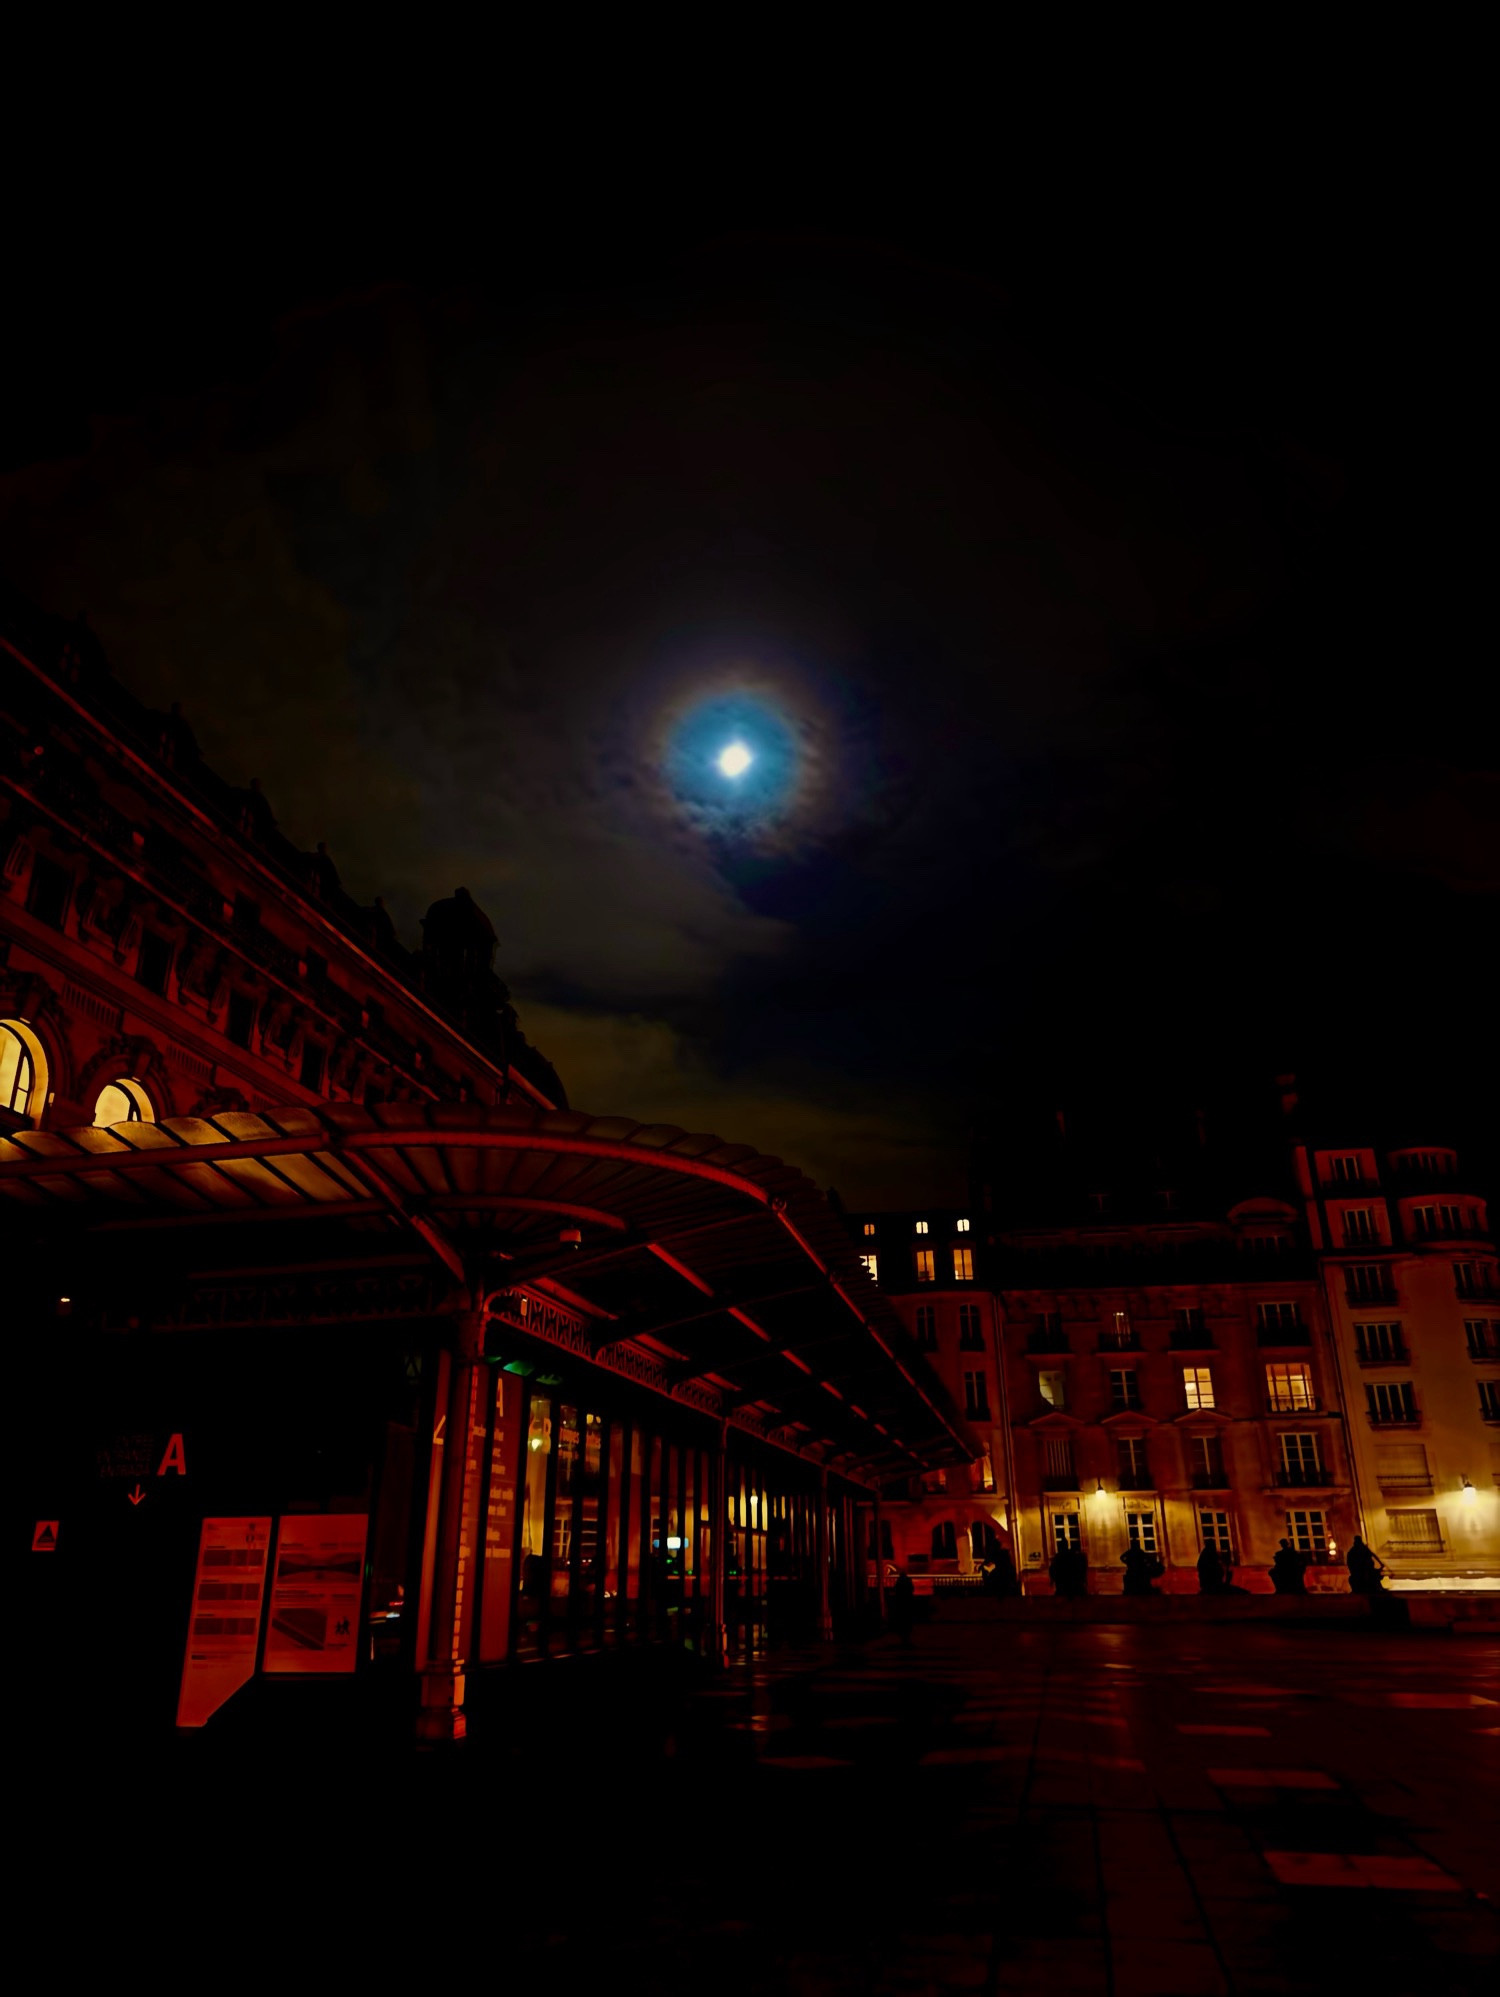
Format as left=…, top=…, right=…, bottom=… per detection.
left=157, top=1433, right=187, bottom=1477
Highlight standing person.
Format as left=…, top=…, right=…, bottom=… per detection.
left=890, top=1568, right=916, bottom=1647
left=992, top=1545, right=1020, bottom=1600
left=1270, top=1539, right=1307, bottom=1595
left=1121, top=1543, right=1160, bottom=1597
left=1197, top=1543, right=1225, bottom=1596
left=1346, top=1535, right=1386, bottom=1598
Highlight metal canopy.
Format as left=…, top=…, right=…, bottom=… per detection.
left=0, top=1102, right=976, bottom=1483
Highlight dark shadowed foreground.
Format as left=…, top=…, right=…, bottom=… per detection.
left=25, top=1611, right=1499, bottom=1994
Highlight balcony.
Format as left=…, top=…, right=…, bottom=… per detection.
left=1467, top=1337, right=1500, bottom=1363
left=1040, top=1473, right=1078, bottom=1492
left=1274, top=1467, right=1333, bottom=1488
left=1376, top=1475, right=1434, bottom=1494
left=1354, top=1341, right=1408, bottom=1366
left=1455, top=1276, right=1500, bottom=1303
left=1170, top=1327, right=1216, bottom=1350
left=1266, top=1396, right=1321, bottom=1415
left=1097, top=1332, right=1141, bottom=1353
left=1366, top=1411, right=1420, bottom=1428
left=1026, top=1330, right=1070, bottom=1354
left=1116, top=1474, right=1154, bottom=1492
left=1190, top=1471, right=1229, bottom=1490
left=1406, top=1217, right=1485, bottom=1244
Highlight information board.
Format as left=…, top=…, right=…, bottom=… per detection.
left=263, top=1514, right=368, bottom=1674
left=177, top=1517, right=273, bottom=1727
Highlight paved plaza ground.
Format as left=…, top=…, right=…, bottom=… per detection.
left=30, top=1609, right=1500, bottom=1994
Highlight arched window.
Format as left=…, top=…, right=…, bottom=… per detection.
left=1, top=1020, right=48, bottom=1121
left=970, top=1520, right=1000, bottom=1562
left=930, top=1520, right=957, bottom=1561
left=93, top=1078, right=155, bottom=1126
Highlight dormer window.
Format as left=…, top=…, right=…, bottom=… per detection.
left=914, top=1220, right=929, bottom=1235
left=955, top=1217, right=971, bottom=1232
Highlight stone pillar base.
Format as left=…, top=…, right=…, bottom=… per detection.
left=416, top=1665, right=468, bottom=1744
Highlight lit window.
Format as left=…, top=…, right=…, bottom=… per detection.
left=859, top=1253, right=879, bottom=1283
left=953, top=1247, right=974, bottom=1282
left=1, top=1020, right=45, bottom=1118
left=1285, top=1508, right=1327, bottom=1553
left=914, top=1220, right=929, bottom=1236
left=915, top=1249, right=935, bottom=1283
left=1199, top=1509, right=1234, bottom=1557
left=1038, top=1369, right=1067, bottom=1410
left=1266, top=1362, right=1315, bottom=1412
left=956, top=1217, right=971, bottom=1232
left=1051, top=1510, right=1080, bottom=1553
left=1182, top=1366, right=1215, bottom=1411
left=93, top=1078, right=154, bottom=1126
left=1124, top=1509, right=1158, bottom=1553
left=862, top=1222, right=876, bottom=1237
left=977, top=1453, right=995, bottom=1493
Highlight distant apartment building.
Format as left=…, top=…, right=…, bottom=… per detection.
left=1292, top=1130, right=1499, bottom=1581
left=848, top=1112, right=1499, bottom=1591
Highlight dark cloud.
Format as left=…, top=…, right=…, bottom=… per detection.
left=3, top=207, right=1494, bottom=1193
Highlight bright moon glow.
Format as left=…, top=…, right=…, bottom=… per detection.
left=717, top=741, right=753, bottom=778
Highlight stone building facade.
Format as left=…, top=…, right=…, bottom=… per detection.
left=2, top=598, right=564, bottom=1139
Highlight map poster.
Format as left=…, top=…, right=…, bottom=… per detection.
left=177, top=1517, right=273, bottom=1728
left=263, top=1514, right=368, bottom=1674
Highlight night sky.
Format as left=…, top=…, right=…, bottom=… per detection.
left=4, top=163, right=1494, bottom=1201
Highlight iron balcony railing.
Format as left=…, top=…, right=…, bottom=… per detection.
left=1274, top=1467, right=1333, bottom=1487
left=1355, top=1342, right=1409, bottom=1365
left=1266, top=1396, right=1321, bottom=1414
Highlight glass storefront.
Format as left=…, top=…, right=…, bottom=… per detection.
left=487, top=1371, right=837, bottom=1661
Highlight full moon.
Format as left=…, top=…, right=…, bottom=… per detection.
left=717, top=741, right=753, bottom=778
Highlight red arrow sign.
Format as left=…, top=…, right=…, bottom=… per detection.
left=128, top=1484, right=146, bottom=1506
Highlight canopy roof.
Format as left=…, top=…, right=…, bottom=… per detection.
left=0, top=1102, right=976, bottom=1483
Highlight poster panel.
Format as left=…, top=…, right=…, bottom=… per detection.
left=176, top=1516, right=273, bottom=1727
left=263, top=1514, right=368, bottom=1674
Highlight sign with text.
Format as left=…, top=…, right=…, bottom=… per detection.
left=263, top=1515, right=368, bottom=1675
left=176, top=1517, right=272, bottom=1728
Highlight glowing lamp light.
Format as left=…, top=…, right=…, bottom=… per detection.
left=717, top=741, right=753, bottom=778
left=1460, top=1476, right=1477, bottom=1503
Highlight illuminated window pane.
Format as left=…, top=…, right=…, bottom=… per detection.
left=915, top=1249, right=935, bottom=1283
left=955, top=1217, right=970, bottom=1232
left=914, top=1220, right=929, bottom=1235
left=953, top=1247, right=974, bottom=1282
left=859, top=1253, right=879, bottom=1283
left=1182, top=1366, right=1214, bottom=1410
left=1, top=1024, right=38, bottom=1115
left=862, top=1221, right=876, bottom=1237
left=93, top=1079, right=153, bottom=1126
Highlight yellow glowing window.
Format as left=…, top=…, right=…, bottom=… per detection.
left=956, top=1217, right=971, bottom=1232
left=915, top=1249, right=935, bottom=1283
left=860, top=1253, right=879, bottom=1283
left=953, top=1247, right=974, bottom=1282
left=863, top=1221, right=876, bottom=1237
left=1266, top=1362, right=1315, bottom=1411
left=914, top=1220, right=929, bottom=1235
left=1182, top=1366, right=1215, bottom=1410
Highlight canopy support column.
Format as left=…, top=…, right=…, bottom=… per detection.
left=873, top=1485, right=886, bottom=1621
left=707, top=1420, right=729, bottom=1662
left=816, top=1465, right=834, bottom=1642
left=417, top=1306, right=486, bottom=1744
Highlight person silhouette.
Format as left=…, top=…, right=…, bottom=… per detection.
left=1346, top=1535, right=1386, bottom=1597
left=1121, top=1542, right=1161, bottom=1597
left=992, top=1546, right=1020, bottom=1600
left=1271, top=1539, right=1307, bottom=1595
left=1197, top=1543, right=1225, bottom=1596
